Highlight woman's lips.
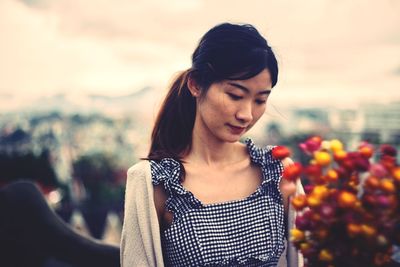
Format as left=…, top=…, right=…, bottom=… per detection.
left=227, top=124, right=246, bottom=135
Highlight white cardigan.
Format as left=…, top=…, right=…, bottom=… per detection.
left=120, top=160, right=304, bottom=267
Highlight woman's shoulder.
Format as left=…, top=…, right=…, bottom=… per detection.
left=126, top=160, right=151, bottom=183
left=244, top=137, right=275, bottom=152
left=148, top=158, right=181, bottom=186
left=128, top=160, right=149, bottom=173
left=244, top=138, right=278, bottom=165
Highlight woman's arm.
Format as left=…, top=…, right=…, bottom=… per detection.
left=153, top=185, right=173, bottom=231
left=278, top=157, right=305, bottom=267
left=279, top=157, right=297, bottom=213
left=120, top=162, right=164, bottom=267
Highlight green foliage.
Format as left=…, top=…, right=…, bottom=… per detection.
left=0, top=150, right=58, bottom=187
left=72, top=153, right=125, bottom=209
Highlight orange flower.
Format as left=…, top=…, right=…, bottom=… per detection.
left=291, top=195, right=308, bottom=210
left=314, top=151, right=331, bottom=166
left=319, top=249, right=334, bottom=261
left=290, top=228, right=305, bottom=242
left=380, top=179, right=396, bottom=193
left=338, top=191, right=357, bottom=208
left=347, top=223, right=362, bottom=236
left=392, top=167, right=400, bottom=182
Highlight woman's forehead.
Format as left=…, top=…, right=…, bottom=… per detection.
left=224, top=69, right=272, bottom=91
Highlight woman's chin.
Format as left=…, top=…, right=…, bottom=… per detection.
left=221, top=133, right=244, bottom=143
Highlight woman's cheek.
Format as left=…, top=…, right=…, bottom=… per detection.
left=253, top=107, right=266, bottom=123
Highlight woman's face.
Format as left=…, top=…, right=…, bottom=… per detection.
left=193, top=68, right=272, bottom=143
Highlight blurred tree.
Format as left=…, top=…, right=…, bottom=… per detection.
left=72, top=152, right=125, bottom=239
left=0, top=150, right=58, bottom=189
left=0, top=128, right=31, bottom=147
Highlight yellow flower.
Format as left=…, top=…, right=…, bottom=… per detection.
left=319, top=249, right=334, bottom=261
left=290, top=228, right=305, bottom=242
left=314, top=151, right=331, bottom=166
left=330, top=139, right=343, bottom=153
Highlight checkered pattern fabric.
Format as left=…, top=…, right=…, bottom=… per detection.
left=150, top=139, right=285, bottom=266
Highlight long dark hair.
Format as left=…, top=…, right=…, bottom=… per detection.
left=148, top=23, right=278, bottom=161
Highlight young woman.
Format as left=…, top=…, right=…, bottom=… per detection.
left=121, top=23, right=303, bottom=267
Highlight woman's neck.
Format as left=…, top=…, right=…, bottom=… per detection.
left=185, top=131, right=246, bottom=168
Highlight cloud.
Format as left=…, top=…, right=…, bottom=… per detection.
left=0, top=0, right=194, bottom=96
left=1, top=0, right=400, bottom=105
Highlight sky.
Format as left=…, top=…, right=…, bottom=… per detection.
left=1, top=0, right=400, bottom=109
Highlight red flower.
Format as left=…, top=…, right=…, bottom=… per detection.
left=299, top=136, right=322, bottom=154
left=282, top=162, right=303, bottom=181
left=380, top=144, right=397, bottom=157
left=271, top=146, right=291, bottom=160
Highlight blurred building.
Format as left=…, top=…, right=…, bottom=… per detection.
left=263, top=101, right=400, bottom=149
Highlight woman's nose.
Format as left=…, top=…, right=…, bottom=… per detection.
left=235, top=102, right=253, bottom=123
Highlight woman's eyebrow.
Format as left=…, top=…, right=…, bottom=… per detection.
left=227, top=82, right=271, bottom=95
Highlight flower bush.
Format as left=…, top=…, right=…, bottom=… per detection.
left=273, top=136, right=400, bottom=267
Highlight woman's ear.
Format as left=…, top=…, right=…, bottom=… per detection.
left=187, top=77, right=201, bottom=97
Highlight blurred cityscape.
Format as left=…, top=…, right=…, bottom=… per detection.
left=1, top=87, right=400, bottom=245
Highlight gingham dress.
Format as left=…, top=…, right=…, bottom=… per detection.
left=150, top=139, right=285, bottom=267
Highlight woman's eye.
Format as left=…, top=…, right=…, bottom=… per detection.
left=255, top=99, right=267, bottom=105
left=227, top=93, right=242, bottom=100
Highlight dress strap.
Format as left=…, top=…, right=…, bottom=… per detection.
left=245, top=138, right=284, bottom=201
left=150, top=159, right=202, bottom=220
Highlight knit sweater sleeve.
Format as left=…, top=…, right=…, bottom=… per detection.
left=120, top=161, right=164, bottom=267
